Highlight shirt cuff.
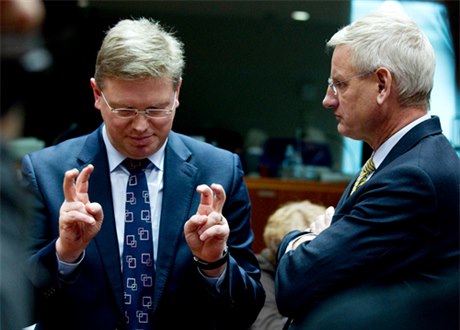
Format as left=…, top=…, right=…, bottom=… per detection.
left=57, top=250, right=85, bottom=277
left=286, top=233, right=317, bottom=252
left=198, top=265, right=227, bottom=293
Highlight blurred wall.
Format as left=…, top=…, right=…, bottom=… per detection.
left=22, top=1, right=351, bottom=171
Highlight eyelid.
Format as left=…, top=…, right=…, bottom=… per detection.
left=146, top=106, right=169, bottom=110
left=115, top=108, right=169, bottom=111
left=115, top=106, right=169, bottom=112
left=146, top=109, right=170, bottom=112
left=331, top=77, right=344, bottom=83
left=112, top=107, right=135, bottom=111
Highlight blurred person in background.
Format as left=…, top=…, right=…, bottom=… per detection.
left=1, top=1, right=46, bottom=329
left=251, top=200, right=326, bottom=330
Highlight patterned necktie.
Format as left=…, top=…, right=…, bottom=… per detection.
left=350, top=156, right=375, bottom=195
left=122, top=158, right=154, bottom=328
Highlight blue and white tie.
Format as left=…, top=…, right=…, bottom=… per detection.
left=122, top=158, right=155, bottom=328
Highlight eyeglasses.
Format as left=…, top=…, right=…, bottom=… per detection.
left=327, top=71, right=374, bottom=96
left=100, top=91, right=177, bottom=119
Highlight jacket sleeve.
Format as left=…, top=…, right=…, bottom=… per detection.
left=275, top=164, right=439, bottom=318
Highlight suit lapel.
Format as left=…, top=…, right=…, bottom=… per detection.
left=380, top=116, right=441, bottom=170
left=336, top=116, right=442, bottom=214
left=152, top=132, right=198, bottom=311
left=79, top=127, right=125, bottom=315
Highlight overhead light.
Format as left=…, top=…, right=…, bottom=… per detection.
left=78, top=0, right=89, bottom=7
left=291, top=11, right=310, bottom=21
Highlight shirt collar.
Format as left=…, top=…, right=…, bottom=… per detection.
left=373, top=113, right=431, bottom=168
left=102, top=124, right=166, bottom=173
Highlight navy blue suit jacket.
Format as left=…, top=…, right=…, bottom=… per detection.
left=22, top=126, right=264, bottom=329
left=275, top=116, right=460, bottom=322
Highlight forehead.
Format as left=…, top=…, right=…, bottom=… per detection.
left=101, top=78, right=176, bottom=107
left=331, top=46, right=354, bottom=77
left=102, top=77, right=174, bottom=92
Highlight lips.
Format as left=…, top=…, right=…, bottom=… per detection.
left=129, top=135, right=153, bottom=145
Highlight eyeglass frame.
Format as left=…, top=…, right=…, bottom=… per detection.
left=327, top=70, right=375, bottom=96
left=99, top=90, right=177, bottom=119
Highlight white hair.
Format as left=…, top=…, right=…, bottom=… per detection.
left=326, top=11, right=435, bottom=108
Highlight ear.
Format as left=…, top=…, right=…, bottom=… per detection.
left=375, top=67, right=392, bottom=105
left=90, top=78, right=102, bottom=111
left=175, top=77, right=183, bottom=107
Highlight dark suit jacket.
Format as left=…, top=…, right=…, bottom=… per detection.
left=275, top=116, right=460, bottom=323
left=297, top=267, right=459, bottom=330
left=22, top=126, right=265, bottom=330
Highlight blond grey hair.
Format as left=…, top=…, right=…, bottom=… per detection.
left=263, top=200, right=326, bottom=265
left=94, top=17, right=185, bottom=90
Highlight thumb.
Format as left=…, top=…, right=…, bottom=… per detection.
left=86, top=202, right=104, bottom=222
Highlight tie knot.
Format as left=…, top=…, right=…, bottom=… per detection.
left=123, top=158, right=150, bottom=174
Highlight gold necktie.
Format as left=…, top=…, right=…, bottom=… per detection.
left=350, top=157, right=375, bottom=195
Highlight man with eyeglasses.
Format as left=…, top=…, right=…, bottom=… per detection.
left=275, top=11, right=459, bottom=329
left=21, top=17, right=264, bottom=329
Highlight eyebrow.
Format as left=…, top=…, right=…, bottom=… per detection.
left=111, top=98, right=172, bottom=109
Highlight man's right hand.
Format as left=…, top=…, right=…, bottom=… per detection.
left=56, top=164, right=103, bottom=263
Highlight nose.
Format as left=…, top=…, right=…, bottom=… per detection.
left=322, top=88, right=338, bottom=109
left=131, top=112, right=151, bottom=131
